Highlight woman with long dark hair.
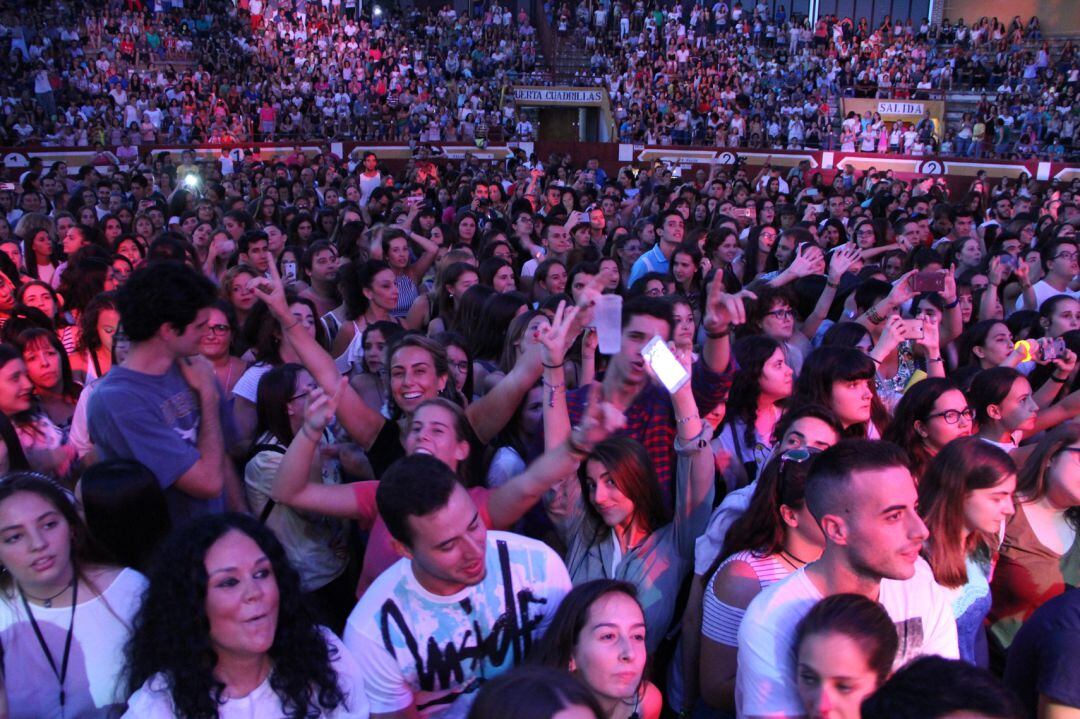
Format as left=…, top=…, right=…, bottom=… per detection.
left=713, top=336, right=794, bottom=492
left=919, top=437, right=1017, bottom=666
left=699, top=448, right=826, bottom=712
left=349, top=320, right=406, bottom=412
left=529, top=580, right=663, bottom=719
left=883, top=377, right=974, bottom=480
left=15, top=327, right=82, bottom=430
left=68, top=291, right=120, bottom=383
left=122, top=513, right=369, bottom=717
left=791, top=346, right=891, bottom=438
left=0, top=473, right=145, bottom=718
left=244, top=363, right=351, bottom=633
left=0, top=343, right=78, bottom=476
left=542, top=311, right=714, bottom=651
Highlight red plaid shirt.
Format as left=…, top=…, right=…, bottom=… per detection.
left=565, top=357, right=735, bottom=511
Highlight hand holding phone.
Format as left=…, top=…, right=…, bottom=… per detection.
left=641, top=336, right=690, bottom=393
left=911, top=270, right=946, bottom=293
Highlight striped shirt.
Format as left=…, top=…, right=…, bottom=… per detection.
left=702, top=550, right=793, bottom=646
left=392, top=273, right=420, bottom=319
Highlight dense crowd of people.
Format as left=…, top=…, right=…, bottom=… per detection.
left=0, top=1, right=1077, bottom=159
left=0, top=130, right=1078, bottom=718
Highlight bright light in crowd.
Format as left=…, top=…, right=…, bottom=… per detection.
left=183, top=174, right=200, bottom=188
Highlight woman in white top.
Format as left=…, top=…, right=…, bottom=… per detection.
left=123, top=513, right=369, bottom=718
left=0, top=473, right=146, bottom=719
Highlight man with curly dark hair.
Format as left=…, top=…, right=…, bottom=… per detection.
left=88, top=260, right=244, bottom=522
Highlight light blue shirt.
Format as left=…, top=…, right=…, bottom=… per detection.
left=627, top=243, right=670, bottom=287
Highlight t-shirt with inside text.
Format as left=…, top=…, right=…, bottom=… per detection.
left=343, top=530, right=571, bottom=719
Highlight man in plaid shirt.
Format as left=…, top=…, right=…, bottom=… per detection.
left=560, top=276, right=749, bottom=508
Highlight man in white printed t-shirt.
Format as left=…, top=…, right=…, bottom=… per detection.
left=736, top=440, right=959, bottom=719
left=344, top=455, right=572, bottom=719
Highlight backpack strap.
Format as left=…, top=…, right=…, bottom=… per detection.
left=250, top=443, right=287, bottom=524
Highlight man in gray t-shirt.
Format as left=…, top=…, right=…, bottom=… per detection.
left=88, top=261, right=242, bottom=523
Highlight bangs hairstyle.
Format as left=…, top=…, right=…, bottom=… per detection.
left=579, top=437, right=669, bottom=536
left=253, top=363, right=306, bottom=446
left=15, top=327, right=81, bottom=402
left=793, top=346, right=889, bottom=437
left=882, top=377, right=961, bottom=481
left=918, top=437, right=1017, bottom=588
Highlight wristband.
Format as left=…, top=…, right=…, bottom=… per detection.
left=1049, top=375, right=1069, bottom=383
left=677, top=413, right=701, bottom=424
left=927, top=356, right=944, bottom=363
left=282, top=317, right=301, bottom=331
left=826, top=279, right=840, bottom=288
left=944, top=298, right=960, bottom=309
left=542, top=361, right=565, bottom=369
left=705, top=326, right=731, bottom=339
left=867, top=307, right=886, bottom=325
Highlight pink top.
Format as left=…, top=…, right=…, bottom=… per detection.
left=353, top=482, right=494, bottom=598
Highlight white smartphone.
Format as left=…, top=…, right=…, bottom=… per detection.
left=642, top=336, right=690, bottom=393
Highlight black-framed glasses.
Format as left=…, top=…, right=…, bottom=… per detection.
left=926, top=407, right=975, bottom=424
left=207, top=324, right=231, bottom=335
left=1053, top=251, right=1078, bottom=261
left=766, top=309, right=795, bottom=320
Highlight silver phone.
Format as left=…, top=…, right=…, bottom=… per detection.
left=642, top=336, right=690, bottom=393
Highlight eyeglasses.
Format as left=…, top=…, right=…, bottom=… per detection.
left=449, top=360, right=470, bottom=374
left=207, top=324, right=231, bottom=335
left=1053, top=251, right=1078, bottom=261
left=290, top=383, right=317, bottom=402
left=926, top=407, right=975, bottom=424
left=766, top=309, right=795, bottom=320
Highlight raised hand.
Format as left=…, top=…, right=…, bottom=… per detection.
left=247, top=251, right=290, bottom=318
left=538, top=300, right=582, bottom=366
left=916, top=313, right=941, bottom=356
left=875, top=313, right=909, bottom=355
left=788, top=244, right=824, bottom=279
left=303, top=378, right=347, bottom=436
left=828, top=244, right=860, bottom=282
left=987, top=255, right=1007, bottom=287
left=704, top=272, right=755, bottom=333
left=572, top=383, right=626, bottom=452
left=887, top=269, right=917, bottom=308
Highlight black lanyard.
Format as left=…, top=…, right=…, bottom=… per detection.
left=19, top=578, right=78, bottom=717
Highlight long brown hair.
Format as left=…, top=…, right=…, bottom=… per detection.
left=0, top=473, right=116, bottom=598
left=1016, top=423, right=1080, bottom=530
left=918, top=437, right=1017, bottom=588
left=580, top=437, right=670, bottom=536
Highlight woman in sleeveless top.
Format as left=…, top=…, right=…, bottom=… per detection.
left=698, top=448, right=825, bottom=713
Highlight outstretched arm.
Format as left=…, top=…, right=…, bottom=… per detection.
left=250, top=261, right=387, bottom=449
left=488, top=382, right=625, bottom=528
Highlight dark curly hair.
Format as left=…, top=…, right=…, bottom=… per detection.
left=123, top=513, right=348, bottom=719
